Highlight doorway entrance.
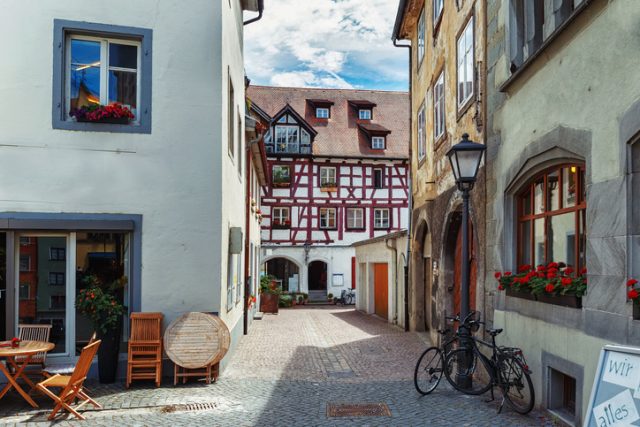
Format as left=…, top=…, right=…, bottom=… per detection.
left=265, top=258, right=300, bottom=292
left=308, top=260, right=327, bottom=301
left=445, top=213, right=477, bottom=316
left=373, top=263, right=388, bottom=319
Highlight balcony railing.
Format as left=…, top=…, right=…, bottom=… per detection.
left=265, top=143, right=312, bottom=155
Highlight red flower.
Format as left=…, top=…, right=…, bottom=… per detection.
left=494, top=272, right=501, bottom=280
left=537, top=265, right=546, bottom=271
left=629, top=289, right=639, bottom=300
left=518, top=264, right=532, bottom=273
left=547, top=271, right=557, bottom=279
left=498, top=284, right=504, bottom=291
left=564, top=267, right=574, bottom=275
left=627, top=279, right=638, bottom=287
left=504, top=272, right=512, bottom=276
left=545, top=283, right=555, bottom=293
left=537, top=272, right=545, bottom=278
left=547, top=262, right=559, bottom=269
left=580, top=267, right=587, bottom=275
left=561, top=277, right=572, bottom=287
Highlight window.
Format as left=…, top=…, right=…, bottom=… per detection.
left=417, top=8, right=425, bottom=64
left=50, top=295, right=66, bottom=310
left=457, top=17, right=474, bottom=107
left=53, top=20, right=152, bottom=133
left=434, top=71, right=445, bottom=140
left=49, top=272, right=65, bottom=286
left=316, top=107, right=329, bottom=119
left=19, top=255, right=30, bottom=272
left=517, top=165, right=586, bottom=270
left=49, top=247, right=66, bottom=261
left=272, top=207, right=291, bottom=228
left=433, top=0, right=444, bottom=26
left=320, top=167, right=337, bottom=187
left=548, top=368, right=577, bottom=423
left=267, top=112, right=314, bottom=155
left=417, top=103, right=426, bottom=160
left=374, top=169, right=384, bottom=189
left=19, top=237, right=31, bottom=246
left=19, top=284, right=29, bottom=300
left=346, top=208, right=364, bottom=230
left=272, top=165, right=291, bottom=186
left=374, top=208, right=390, bottom=229
left=228, top=76, right=235, bottom=157
left=237, top=111, right=242, bottom=175
left=358, top=109, right=372, bottom=120
left=371, top=136, right=385, bottom=150
left=319, top=208, right=336, bottom=229
left=227, top=251, right=235, bottom=311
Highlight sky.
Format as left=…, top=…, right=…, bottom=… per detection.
left=244, top=0, right=409, bottom=92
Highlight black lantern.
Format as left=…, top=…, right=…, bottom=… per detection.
left=446, top=133, right=486, bottom=190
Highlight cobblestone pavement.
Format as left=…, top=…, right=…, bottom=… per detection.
left=0, top=307, right=556, bottom=426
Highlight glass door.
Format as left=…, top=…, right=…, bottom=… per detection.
left=16, top=233, right=72, bottom=355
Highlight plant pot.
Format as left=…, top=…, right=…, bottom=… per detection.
left=320, top=187, right=337, bottom=193
left=505, top=288, right=536, bottom=301
left=536, top=293, right=582, bottom=308
left=260, top=293, right=279, bottom=314
left=273, top=182, right=290, bottom=188
left=97, top=319, right=122, bottom=383
left=77, top=116, right=130, bottom=124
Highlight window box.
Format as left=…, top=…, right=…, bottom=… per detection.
left=76, top=116, right=130, bottom=125
left=505, top=287, right=536, bottom=301
left=536, top=294, right=582, bottom=309
left=271, top=221, right=291, bottom=230
left=320, top=183, right=338, bottom=192
left=273, top=181, right=291, bottom=188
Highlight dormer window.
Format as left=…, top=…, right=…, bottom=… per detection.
left=358, top=109, right=372, bottom=120
left=371, top=136, right=385, bottom=150
left=266, top=105, right=317, bottom=155
left=316, top=107, right=329, bottom=119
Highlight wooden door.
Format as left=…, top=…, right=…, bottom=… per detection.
left=351, top=257, right=356, bottom=289
left=373, top=263, right=388, bottom=319
left=453, top=222, right=476, bottom=316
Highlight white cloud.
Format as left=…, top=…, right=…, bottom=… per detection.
left=244, top=0, right=408, bottom=90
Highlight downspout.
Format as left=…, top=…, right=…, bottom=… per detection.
left=243, top=0, right=264, bottom=26
left=393, top=33, right=412, bottom=332
left=243, top=138, right=253, bottom=335
left=385, top=238, right=398, bottom=325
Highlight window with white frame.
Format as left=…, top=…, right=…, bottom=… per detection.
left=228, top=77, right=235, bottom=157
left=371, top=136, right=385, bottom=150
left=319, top=208, right=336, bottom=229
left=417, top=103, right=426, bottom=160
left=434, top=71, right=445, bottom=140
left=358, top=109, right=372, bottom=120
left=457, top=17, right=474, bottom=107
left=373, top=169, right=384, bottom=189
left=49, top=272, right=65, bottom=286
left=316, top=107, right=329, bottom=119
left=320, top=167, right=337, bottom=187
left=272, top=207, right=290, bottom=227
left=434, top=0, right=444, bottom=26
left=49, top=247, right=66, bottom=261
left=346, top=208, right=364, bottom=229
left=19, top=255, right=30, bottom=272
left=237, top=111, right=243, bottom=175
left=374, top=208, right=390, bottom=229
left=67, top=35, right=140, bottom=120
left=272, top=165, right=291, bottom=185
left=417, top=8, right=425, bottom=64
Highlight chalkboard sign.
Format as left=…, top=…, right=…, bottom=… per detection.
left=586, top=345, right=640, bottom=426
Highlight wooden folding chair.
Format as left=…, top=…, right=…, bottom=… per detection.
left=14, top=324, right=52, bottom=376
left=127, top=312, right=163, bottom=388
left=42, top=332, right=97, bottom=378
left=35, top=340, right=102, bottom=421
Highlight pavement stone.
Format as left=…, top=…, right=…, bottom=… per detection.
left=0, top=307, right=558, bottom=426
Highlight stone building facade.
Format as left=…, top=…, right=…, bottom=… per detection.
left=485, top=0, right=640, bottom=423
left=393, top=0, right=487, bottom=343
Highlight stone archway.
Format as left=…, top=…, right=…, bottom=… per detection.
left=264, top=257, right=301, bottom=292
left=411, top=220, right=433, bottom=332
left=307, top=260, right=328, bottom=301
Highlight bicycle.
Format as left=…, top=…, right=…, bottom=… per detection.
left=337, top=288, right=355, bottom=305
left=413, top=314, right=462, bottom=395
left=443, top=314, right=535, bottom=414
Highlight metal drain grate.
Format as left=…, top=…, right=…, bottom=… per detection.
left=326, top=403, right=391, bottom=417
left=161, top=402, right=218, bottom=413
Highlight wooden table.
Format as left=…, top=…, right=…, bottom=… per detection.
left=0, top=340, right=55, bottom=408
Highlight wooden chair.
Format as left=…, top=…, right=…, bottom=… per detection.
left=12, top=324, right=52, bottom=376
left=42, top=332, right=97, bottom=378
left=35, top=340, right=102, bottom=421
left=126, top=312, right=163, bottom=388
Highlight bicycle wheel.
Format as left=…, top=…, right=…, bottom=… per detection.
left=444, top=348, right=493, bottom=395
left=414, top=347, right=444, bottom=395
left=345, top=294, right=353, bottom=305
left=500, top=356, right=535, bottom=414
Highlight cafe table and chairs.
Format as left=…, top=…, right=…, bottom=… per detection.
left=0, top=340, right=55, bottom=408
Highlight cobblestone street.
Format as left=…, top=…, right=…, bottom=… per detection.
left=0, top=307, right=553, bottom=426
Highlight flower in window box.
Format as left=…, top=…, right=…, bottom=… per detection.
left=284, top=220, right=291, bottom=225
left=544, top=283, right=556, bottom=293
left=70, top=103, right=134, bottom=124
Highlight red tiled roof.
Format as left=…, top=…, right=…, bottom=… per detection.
left=358, top=123, right=391, bottom=135
left=247, top=86, right=409, bottom=159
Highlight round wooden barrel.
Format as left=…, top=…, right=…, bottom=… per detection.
left=163, top=312, right=230, bottom=369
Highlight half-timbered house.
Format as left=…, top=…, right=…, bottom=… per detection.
left=248, top=86, right=409, bottom=310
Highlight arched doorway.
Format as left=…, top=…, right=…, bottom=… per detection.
left=308, top=260, right=327, bottom=301
left=265, top=258, right=300, bottom=292
left=411, top=220, right=432, bottom=332
left=444, top=211, right=477, bottom=317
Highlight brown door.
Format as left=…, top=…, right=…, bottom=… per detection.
left=453, top=222, right=477, bottom=316
left=373, top=263, right=388, bottom=319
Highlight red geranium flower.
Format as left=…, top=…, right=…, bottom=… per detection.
left=547, top=271, right=557, bottom=279
left=580, top=267, right=587, bottom=275
left=564, top=267, right=574, bottom=275
left=561, top=277, right=572, bottom=287
left=494, top=272, right=501, bottom=279
left=518, top=264, right=532, bottom=273
left=629, top=289, right=639, bottom=300
left=537, top=265, right=546, bottom=271
left=504, top=272, right=512, bottom=276
left=498, top=284, right=504, bottom=291
left=537, top=272, right=545, bottom=278
left=548, top=262, right=559, bottom=269
left=627, top=279, right=638, bottom=287
left=545, top=283, right=555, bottom=293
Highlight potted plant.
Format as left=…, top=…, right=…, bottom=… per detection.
left=327, top=293, right=334, bottom=304
left=296, top=294, right=304, bottom=305
left=320, top=181, right=338, bottom=192
left=272, top=169, right=291, bottom=187
left=260, top=275, right=281, bottom=314
left=302, top=293, right=309, bottom=305
left=70, top=103, right=135, bottom=124
left=278, top=294, right=294, bottom=308
left=75, top=275, right=126, bottom=383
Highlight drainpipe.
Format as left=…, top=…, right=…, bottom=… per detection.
left=393, top=32, right=412, bottom=333
left=243, top=137, right=253, bottom=335
left=243, top=0, right=264, bottom=26
left=385, top=238, right=398, bottom=325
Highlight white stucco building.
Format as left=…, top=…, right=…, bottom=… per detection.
left=0, top=0, right=263, bottom=375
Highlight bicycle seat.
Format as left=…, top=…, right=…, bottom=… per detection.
left=487, top=328, right=503, bottom=336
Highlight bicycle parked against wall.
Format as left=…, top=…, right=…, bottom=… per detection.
left=336, top=288, right=355, bottom=305
left=443, top=314, right=535, bottom=414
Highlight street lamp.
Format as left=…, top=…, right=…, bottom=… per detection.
left=446, top=133, right=485, bottom=389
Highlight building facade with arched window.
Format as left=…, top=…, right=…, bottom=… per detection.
left=486, top=0, right=640, bottom=424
